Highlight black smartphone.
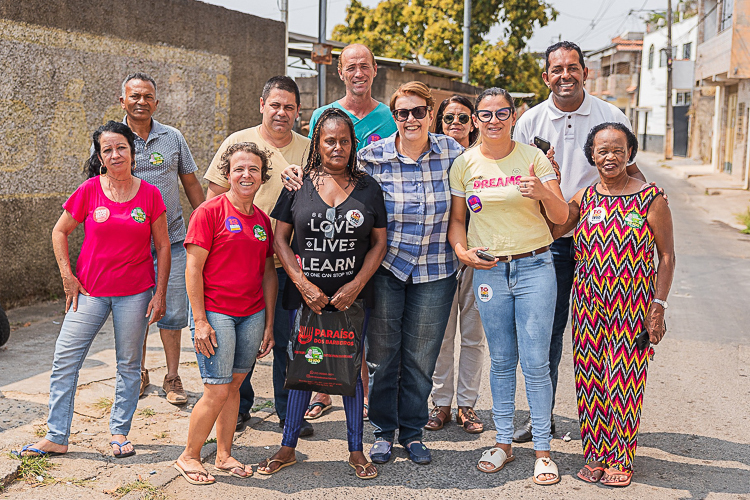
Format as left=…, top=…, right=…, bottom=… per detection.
left=533, top=136, right=551, bottom=154
left=476, top=250, right=497, bottom=261
left=635, top=330, right=650, bottom=350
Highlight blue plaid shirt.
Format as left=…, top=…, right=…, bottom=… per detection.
left=358, top=132, right=462, bottom=283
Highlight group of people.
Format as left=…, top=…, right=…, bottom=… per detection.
left=18, top=40, right=674, bottom=489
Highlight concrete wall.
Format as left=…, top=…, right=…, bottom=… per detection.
left=0, top=0, right=285, bottom=306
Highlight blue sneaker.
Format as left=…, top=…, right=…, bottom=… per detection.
left=404, top=440, right=431, bottom=465
left=369, top=439, right=393, bottom=464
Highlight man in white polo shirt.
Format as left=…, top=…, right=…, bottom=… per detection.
left=512, top=41, right=647, bottom=443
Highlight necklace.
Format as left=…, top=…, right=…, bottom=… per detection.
left=601, top=177, right=629, bottom=196
left=107, top=174, right=133, bottom=203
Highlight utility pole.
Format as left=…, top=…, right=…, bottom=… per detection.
left=318, top=0, right=327, bottom=108
left=665, top=0, right=674, bottom=159
left=280, top=0, right=289, bottom=76
left=462, top=0, right=471, bottom=84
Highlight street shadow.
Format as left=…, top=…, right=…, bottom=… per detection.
left=639, top=431, right=750, bottom=467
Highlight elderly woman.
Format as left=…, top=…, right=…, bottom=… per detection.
left=258, top=108, right=387, bottom=479
left=174, top=143, right=277, bottom=485
left=448, top=88, right=568, bottom=485
left=18, top=121, right=169, bottom=459
left=552, top=123, right=674, bottom=487
left=426, top=95, right=486, bottom=434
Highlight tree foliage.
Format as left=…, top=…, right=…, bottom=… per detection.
left=331, top=0, right=558, bottom=100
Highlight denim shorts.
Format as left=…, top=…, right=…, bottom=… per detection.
left=151, top=240, right=189, bottom=331
left=191, top=309, right=266, bottom=385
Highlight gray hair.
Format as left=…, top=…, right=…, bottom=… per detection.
left=121, top=72, right=158, bottom=99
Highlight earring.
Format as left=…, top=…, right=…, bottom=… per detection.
left=99, top=165, right=105, bottom=177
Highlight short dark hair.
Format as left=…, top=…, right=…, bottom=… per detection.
left=261, top=75, right=300, bottom=107
left=218, top=142, right=272, bottom=182
left=475, top=87, right=515, bottom=114
left=85, top=121, right=137, bottom=178
left=435, top=95, right=479, bottom=146
left=121, top=72, right=157, bottom=98
left=583, top=122, right=638, bottom=166
left=545, top=41, right=586, bottom=72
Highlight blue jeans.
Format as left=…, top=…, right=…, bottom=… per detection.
left=271, top=268, right=291, bottom=420
left=366, top=266, right=457, bottom=446
left=151, top=241, right=188, bottom=330
left=46, top=289, right=152, bottom=445
left=550, top=236, right=575, bottom=410
left=474, top=251, right=555, bottom=451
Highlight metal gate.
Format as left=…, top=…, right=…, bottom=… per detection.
left=674, top=105, right=689, bottom=157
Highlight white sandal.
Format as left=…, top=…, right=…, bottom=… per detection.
left=533, top=456, right=561, bottom=485
left=477, top=447, right=515, bottom=473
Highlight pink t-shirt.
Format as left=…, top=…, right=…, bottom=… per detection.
left=63, top=177, right=166, bottom=297
left=185, top=194, right=274, bottom=317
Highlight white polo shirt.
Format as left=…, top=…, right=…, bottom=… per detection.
left=513, top=90, right=632, bottom=202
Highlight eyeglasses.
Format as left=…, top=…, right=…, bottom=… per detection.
left=475, top=107, right=513, bottom=122
left=442, top=113, right=471, bottom=125
left=323, top=207, right=336, bottom=239
left=392, top=106, right=430, bottom=122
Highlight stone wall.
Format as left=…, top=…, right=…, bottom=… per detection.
left=0, top=0, right=285, bottom=306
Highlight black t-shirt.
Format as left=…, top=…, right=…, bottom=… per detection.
left=271, top=174, right=387, bottom=310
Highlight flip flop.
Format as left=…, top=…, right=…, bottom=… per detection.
left=110, top=440, right=136, bottom=458
left=13, top=444, right=64, bottom=458
left=214, top=462, right=252, bottom=478
left=369, top=439, right=392, bottom=464
left=600, top=467, right=632, bottom=487
left=256, top=457, right=297, bottom=475
left=477, top=447, right=515, bottom=473
left=576, top=463, right=605, bottom=483
left=363, top=403, right=369, bottom=422
left=173, top=463, right=216, bottom=485
left=304, top=401, right=332, bottom=420
left=349, top=461, right=378, bottom=479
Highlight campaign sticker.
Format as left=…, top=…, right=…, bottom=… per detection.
left=305, top=346, right=324, bottom=365
left=588, top=206, right=606, bottom=225
left=478, top=284, right=493, bottom=302
left=467, top=195, right=482, bottom=213
left=225, top=217, right=243, bottom=233
left=149, top=152, right=164, bottom=165
left=624, top=212, right=645, bottom=229
left=253, top=224, right=268, bottom=241
left=93, top=206, right=110, bottom=223
left=367, top=133, right=382, bottom=145
left=346, top=209, right=364, bottom=227
left=130, top=207, right=146, bottom=223
left=298, top=326, right=313, bottom=345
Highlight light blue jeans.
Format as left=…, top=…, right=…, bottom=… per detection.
left=45, top=289, right=152, bottom=445
left=473, top=251, right=556, bottom=451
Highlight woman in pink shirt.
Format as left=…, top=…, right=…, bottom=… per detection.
left=17, top=121, right=170, bottom=459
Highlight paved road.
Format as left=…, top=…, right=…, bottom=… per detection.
left=1, top=155, right=748, bottom=499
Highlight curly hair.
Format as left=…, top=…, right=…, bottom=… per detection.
left=305, top=107, right=365, bottom=188
left=435, top=95, right=479, bottom=147
left=218, top=142, right=272, bottom=182
left=85, top=121, right=136, bottom=178
left=583, top=122, right=638, bottom=166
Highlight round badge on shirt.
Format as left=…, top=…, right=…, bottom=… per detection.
left=346, top=209, right=364, bottom=227
left=149, top=152, right=165, bottom=165
left=253, top=224, right=268, bottom=241
left=588, top=207, right=606, bottom=225
left=130, top=207, right=146, bottom=223
left=225, top=217, right=243, bottom=233
left=467, top=195, right=482, bottom=213
left=93, top=206, right=110, bottom=223
left=367, top=134, right=381, bottom=145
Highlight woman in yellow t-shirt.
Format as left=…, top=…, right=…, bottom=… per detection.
left=447, top=88, right=567, bottom=485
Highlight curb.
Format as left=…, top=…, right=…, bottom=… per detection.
left=0, top=458, right=19, bottom=490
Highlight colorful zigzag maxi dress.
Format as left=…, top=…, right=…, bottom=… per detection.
left=571, top=184, right=660, bottom=472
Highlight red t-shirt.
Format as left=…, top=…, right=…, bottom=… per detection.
left=185, top=194, right=274, bottom=317
left=62, top=177, right=166, bottom=297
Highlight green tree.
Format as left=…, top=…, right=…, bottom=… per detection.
left=331, top=0, right=557, bottom=100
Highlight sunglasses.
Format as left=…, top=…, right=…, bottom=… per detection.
left=392, top=105, right=430, bottom=122
left=442, top=113, right=471, bottom=125
left=475, top=107, right=513, bottom=122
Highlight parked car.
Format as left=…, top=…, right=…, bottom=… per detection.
left=0, top=303, right=10, bottom=347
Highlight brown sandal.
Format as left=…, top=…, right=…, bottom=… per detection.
left=457, top=406, right=484, bottom=434
left=424, top=406, right=451, bottom=430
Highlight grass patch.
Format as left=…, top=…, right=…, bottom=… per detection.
left=34, top=424, right=48, bottom=438
left=203, top=437, right=217, bottom=446
left=251, top=400, right=274, bottom=412
left=93, top=397, right=113, bottom=412
left=58, top=476, right=96, bottom=487
left=736, top=208, right=750, bottom=234
left=138, top=407, right=156, bottom=417
left=154, top=431, right=169, bottom=439
left=110, top=480, right=166, bottom=499
left=183, top=361, right=198, bottom=367
left=12, top=453, right=55, bottom=483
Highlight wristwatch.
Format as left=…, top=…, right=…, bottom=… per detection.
left=653, top=298, right=668, bottom=309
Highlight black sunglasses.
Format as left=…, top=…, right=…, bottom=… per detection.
left=442, top=113, right=471, bottom=125
left=392, top=106, right=430, bottom=122
left=475, top=107, right=513, bottom=122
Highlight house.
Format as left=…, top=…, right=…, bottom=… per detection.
left=637, top=16, right=698, bottom=156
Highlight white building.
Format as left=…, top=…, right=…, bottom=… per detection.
left=637, top=16, right=698, bottom=156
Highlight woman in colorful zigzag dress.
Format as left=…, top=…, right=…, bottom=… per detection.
left=553, top=122, right=674, bottom=487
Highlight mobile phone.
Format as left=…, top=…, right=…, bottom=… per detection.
left=533, top=136, right=551, bottom=154
left=634, top=330, right=650, bottom=350
left=476, top=249, right=497, bottom=261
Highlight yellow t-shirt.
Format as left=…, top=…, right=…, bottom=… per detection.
left=449, top=141, right=556, bottom=256
left=204, top=125, right=310, bottom=266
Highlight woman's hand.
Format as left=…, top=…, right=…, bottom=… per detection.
left=257, top=327, right=275, bottom=359
left=193, top=318, right=218, bottom=358
left=62, top=274, right=89, bottom=313
left=330, top=279, right=363, bottom=311
left=281, top=165, right=303, bottom=191
left=645, top=303, right=667, bottom=345
left=146, top=290, right=166, bottom=326
left=456, top=246, right=499, bottom=270
left=300, top=281, right=329, bottom=314
left=519, top=164, right=547, bottom=200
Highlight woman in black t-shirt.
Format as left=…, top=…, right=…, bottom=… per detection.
left=259, top=108, right=387, bottom=479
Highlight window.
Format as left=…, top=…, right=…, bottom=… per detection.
left=684, top=92, right=692, bottom=106
left=721, top=0, right=734, bottom=32
left=676, top=93, right=684, bottom=105
left=648, top=45, right=654, bottom=69
left=683, top=42, right=692, bottom=60
left=659, top=46, right=677, bottom=67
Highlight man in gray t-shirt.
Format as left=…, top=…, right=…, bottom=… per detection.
left=119, top=72, right=205, bottom=405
